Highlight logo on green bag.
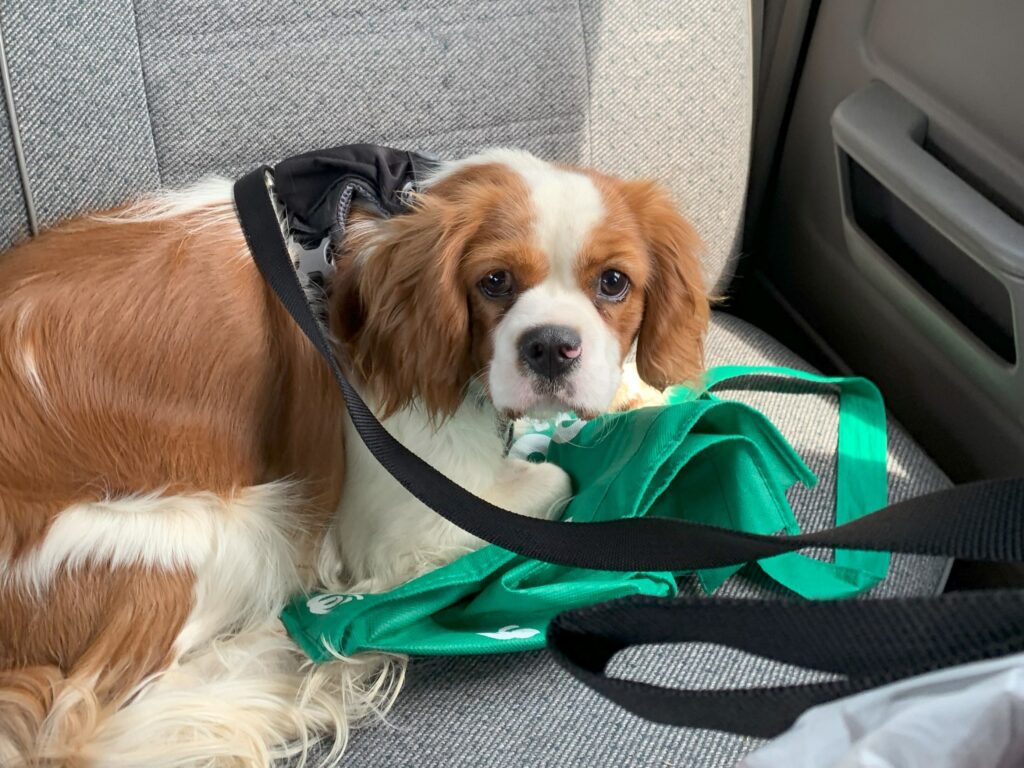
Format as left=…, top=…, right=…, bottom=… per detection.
left=306, top=593, right=364, bottom=615
left=552, top=419, right=586, bottom=443
left=476, top=625, right=540, bottom=640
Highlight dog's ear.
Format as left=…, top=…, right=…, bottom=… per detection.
left=618, top=180, right=709, bottom=389
left=330, top=209, right=380, bottom=348
left=330, top=199, right=476, bottom=419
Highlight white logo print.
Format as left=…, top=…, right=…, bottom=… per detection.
left=476, top=625, right=541, bottom=640
left=306, top=593, right=364, bottom=615
left=551, top=419, right=587, bottom=444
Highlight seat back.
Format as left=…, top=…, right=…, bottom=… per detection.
left=0, top=0, right=752, bottom=290
left=0, top=94, right=27, bottom=249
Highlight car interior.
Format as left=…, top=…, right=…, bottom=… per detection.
left=0, top=0, right=1020, bottom=765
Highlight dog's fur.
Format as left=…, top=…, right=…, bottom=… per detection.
left=0, top=149, right=708, bottom=766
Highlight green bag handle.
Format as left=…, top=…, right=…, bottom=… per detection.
left=681, top=365, right=890, bottom=598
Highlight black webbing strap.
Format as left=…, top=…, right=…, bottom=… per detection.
left=547, top=591, right=1024, bottom=737
left=234, top=165, right=1024, bottom=737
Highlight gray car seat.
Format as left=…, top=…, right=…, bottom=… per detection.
left=0, top=1, right=950, bottom=765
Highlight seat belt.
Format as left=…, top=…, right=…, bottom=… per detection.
left=233, top=153, right=1024, bottom=738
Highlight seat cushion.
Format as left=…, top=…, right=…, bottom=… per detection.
left=311, top=312, right=951, bottom=767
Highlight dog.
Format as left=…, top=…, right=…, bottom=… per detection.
left=0, top=148, right=708, bottom=766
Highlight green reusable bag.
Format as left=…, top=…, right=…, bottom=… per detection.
left=281, top=367, right=890, bottom=662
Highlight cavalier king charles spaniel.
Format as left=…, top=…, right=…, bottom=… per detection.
left=0, top=148, right=708, bottom=767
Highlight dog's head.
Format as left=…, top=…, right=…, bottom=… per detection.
left=332, top=149, right=709, bottom=420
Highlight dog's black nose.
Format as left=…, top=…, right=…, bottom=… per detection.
left=518, top=325, right=582, bottom=381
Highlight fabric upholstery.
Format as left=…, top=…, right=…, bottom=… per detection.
left=579, top=1, right=753, bottom=291
left=0, top=0, right=161, bottom=224
left=311, top=312, right=951, bottom=767
left=0, top=0, right=751, bottom=291
left=0, top=97, right=27, bottom=249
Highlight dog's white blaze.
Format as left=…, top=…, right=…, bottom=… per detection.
left=469, top=149, right=605, bottom=290
left=427, top=149, right=605, bottom=289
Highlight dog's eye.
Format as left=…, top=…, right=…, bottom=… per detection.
left=480, top=270, right=515, bottom=298
left=598, top=269, right=630, bottom=301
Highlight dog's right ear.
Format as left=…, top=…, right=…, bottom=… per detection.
left=616, top=179, right=709, bottom=389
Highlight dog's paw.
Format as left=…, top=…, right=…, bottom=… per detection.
left=611, top=361, right=668, bottom=411
left=497, top=458, right=573, bottom=520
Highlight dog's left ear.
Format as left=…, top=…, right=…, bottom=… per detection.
left=619, top=179, right=709, bottom=389
left=330, top=199, right=477, bottom=419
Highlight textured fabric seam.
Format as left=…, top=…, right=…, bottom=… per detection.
left=716, top=0, right=758, bottom=295
left=0, top=5, right=36, bottom=234
left=143, top=0, right=535, bottom=41
left=573, top=0, right=594, bottom=163
left=388, top=114, right=581, bottom=149
left=127, top=0, right=162, bottom=186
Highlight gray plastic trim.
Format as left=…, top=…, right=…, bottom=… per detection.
left=832, top=81, right=1022, bottom=418
left=0, top=6, right=35, bottom=235
left=834, top=82, right=1024, bottom=279
left=745, top=0, right=814, bottom=240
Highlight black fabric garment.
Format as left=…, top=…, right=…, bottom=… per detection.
left=272, top=143, right=439, bottom=247
left=233, top=146, right=1024, bottom=740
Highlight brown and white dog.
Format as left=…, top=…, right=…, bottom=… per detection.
left=0, top=148, right=708, bottom=767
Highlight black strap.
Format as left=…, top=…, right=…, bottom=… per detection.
left=547, top=591, right=1024, bottom=737
left=234, top=165, right=1024, bottom=737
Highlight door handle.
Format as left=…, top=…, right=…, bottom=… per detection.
left=831, top=81, right=1022, bottom=419
left=833, top=81, right=1024, bottom=280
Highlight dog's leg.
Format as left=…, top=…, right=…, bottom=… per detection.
left=49, top=481, right=392, bottom=768
left=486, top=457, right=574, bottom=521
left=0, top=484, right=315, bottom=767
left=611, top=360, right=669, bottom=411
left=412, top=456, right=573, bottom=560
left=327, top=452, right=573, bottom=597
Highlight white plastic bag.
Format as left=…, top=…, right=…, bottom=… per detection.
left=741, top=653, right=1024, bottom=768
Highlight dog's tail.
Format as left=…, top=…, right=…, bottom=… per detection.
left=0, top=648, right=185, bottom=767
left=63, top=625, right=404, bottom=768
left=2, top=628, right=405, bottom=768
left=0, top=665, right=65, bottom=767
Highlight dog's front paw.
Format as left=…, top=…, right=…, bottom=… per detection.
left=496, top=458, right=573, bottom=520
left=611, top=361, right=668, bottom=411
